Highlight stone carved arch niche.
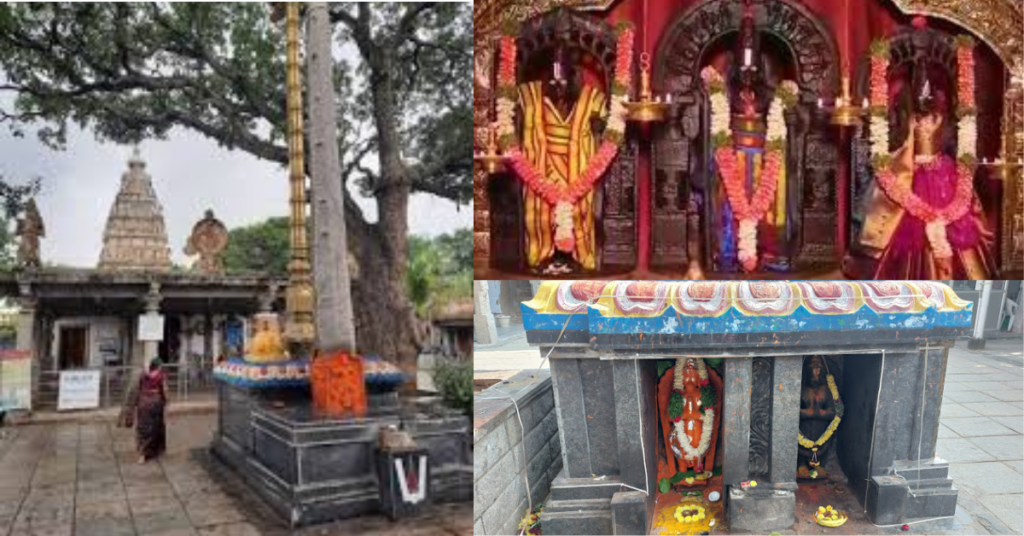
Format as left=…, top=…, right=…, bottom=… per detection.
left=488, top=8, right=639, bottom=274
left=649, top=0, right=840, bottom=271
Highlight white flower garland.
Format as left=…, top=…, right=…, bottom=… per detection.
left=869, top=115, right=889, bottom=159
left=553, top=201, right=575, bottom=248
left=672, top=358, right=714, bottom=461
left=957, top=114, right=976, bottom=161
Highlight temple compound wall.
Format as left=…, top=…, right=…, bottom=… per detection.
left=474, top=370, right=561, bottom=535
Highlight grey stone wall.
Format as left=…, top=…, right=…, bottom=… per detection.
left=474, top=370, right=562, bottom=535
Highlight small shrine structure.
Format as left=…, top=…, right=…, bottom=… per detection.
left=521, top=281, right=973, bottom=534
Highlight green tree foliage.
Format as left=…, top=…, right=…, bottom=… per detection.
left=221, top=217, right=290, bottom=275
left=0, top=2, right=471, bottom=365
left=407, top=229, right=471, bottom=317
left=0, top=215, right=15, bottom=272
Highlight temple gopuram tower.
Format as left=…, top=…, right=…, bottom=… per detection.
left=97, top=148, right=172, bottom=271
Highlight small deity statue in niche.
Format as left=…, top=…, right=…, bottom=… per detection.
left=798, top=355, right=843, bottom=479
left=658, top=357, right=722, bottom=485
left=855, top=64, right=995, bottom=279
left=703, top=0, right=798, bottom=273
left=518, top=46, right=607, bottom=274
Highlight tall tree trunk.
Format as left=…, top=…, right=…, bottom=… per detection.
left=367, top=47, right=424, bottom=388
left=306, top=2, right=356, bottom=354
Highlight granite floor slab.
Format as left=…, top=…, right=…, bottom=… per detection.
left=968, top=435, right=1024, bottom=461
left=935, top=437, right=999, bottom=464
left=940, top=403, right=983, bottom=418
left=960, top=401, right=1024, bottom=416
left=0, top=414, right=473, bottom=536
left=942, top=417, right=1019, bottom=437
left=943, top=391, right=1001, bottom=404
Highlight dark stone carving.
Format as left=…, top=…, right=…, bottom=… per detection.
left=749, top=356, right=772, bottom=481
left=651, top=0, right=840, bottom=272
left=488, top=173, right=524, bottom=272
left=602, top=137, right=638, bottom=270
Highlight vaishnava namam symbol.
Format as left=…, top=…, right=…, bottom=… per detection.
left=396, top=455, right=428, bottom=504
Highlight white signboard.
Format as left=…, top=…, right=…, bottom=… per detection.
left=138, top=313, right=165, bottom=342
left=57, top=370, right=102, bottom=411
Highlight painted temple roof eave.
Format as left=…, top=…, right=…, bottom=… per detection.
left=520, top=281, right=974, bottom=352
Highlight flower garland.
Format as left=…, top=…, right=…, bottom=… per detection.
left=866, top=35, right=977, bottom=260
left=670, top=358, right=715, bottom=463
left=495, top=22, right=634, bottom=253
left=797, top=374, right=844, bottom=451
left=704, top=67, right=797, bottom=271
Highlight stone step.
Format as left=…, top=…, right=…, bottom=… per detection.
left=904, top=485, right=959, bottom=520
left=540, top=508, right=613, bottom=536
left=549, top=472, right=624, bottom=501
left=892, top=458, right=950, bottom=481
left=904, top=476, right=955, bottom=491
left=542, top=497, right=613, bottom=514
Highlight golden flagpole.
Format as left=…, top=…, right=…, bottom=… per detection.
left=282, top=2, right=316, bottom=359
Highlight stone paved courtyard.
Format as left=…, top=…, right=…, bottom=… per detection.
left=0, top=414, right=471, bottom=536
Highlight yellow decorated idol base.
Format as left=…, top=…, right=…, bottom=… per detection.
left=653, top=494, right=722, bottom=535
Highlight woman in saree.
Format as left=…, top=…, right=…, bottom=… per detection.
left=119, top=358, right=168, bottom=464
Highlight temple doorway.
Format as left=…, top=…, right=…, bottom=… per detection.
left=58, top=325, right=87, bottom=370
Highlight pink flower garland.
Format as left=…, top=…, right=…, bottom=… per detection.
left=714, top=147, right=781, bottom=222
left=875, top=162, right=974, bottom=223
left=870, top=56, right=888, bottom=108
left=956, top=42, right=975, bottom=110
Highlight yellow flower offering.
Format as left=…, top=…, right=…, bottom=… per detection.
left=750, top=480, right=757, bottom=487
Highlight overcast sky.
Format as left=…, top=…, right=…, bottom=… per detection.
left=0, top=11, right=471, bottom=269
left=0, top=111, right=471, bottom=269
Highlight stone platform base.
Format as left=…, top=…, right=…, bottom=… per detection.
left=867, top=458, right=959, bottom=525
left=211, top=383, right=472, bottom=527
left=728, top=485, right=796, bottom=532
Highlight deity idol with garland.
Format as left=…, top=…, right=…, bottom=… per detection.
left=855, top=59, right=996, bottom=279
left=702, top=2, right=799, bottom=272
left=658, top=357, right=722, bottom=487
left=495, top=23, right=633, bottom=274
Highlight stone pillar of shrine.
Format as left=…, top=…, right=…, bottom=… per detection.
left=474, top=281, right=497, bottom=344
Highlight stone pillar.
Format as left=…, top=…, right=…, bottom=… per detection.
left=15, top=297, right=36, bottom=355
left=204, top=313, right=214, bottom=361
left=141, top=282, right=162, bottom=366
left=968, top=280, right=992, bottom=349
left=768, top=355, right=802, bottom=484
left=722, top=357, right=752, bottom=486
left=474, top=280, right=498, bottom=345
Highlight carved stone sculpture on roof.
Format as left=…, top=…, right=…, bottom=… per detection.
left=15, top=198, right=44, bottom=269
left=184, top=209, right=229, bottom=275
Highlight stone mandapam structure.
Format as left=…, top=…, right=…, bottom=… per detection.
left=519, top=280, right=973, bottom=534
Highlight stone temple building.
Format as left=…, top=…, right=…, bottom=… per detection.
left=97, top=148, right=173, bottom=271
left=0, top=149, right=284, bottom=409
